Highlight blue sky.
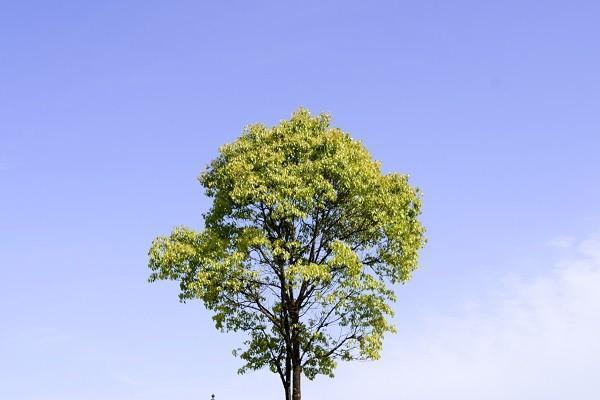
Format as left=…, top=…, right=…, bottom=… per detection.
left=1, top=1, right=599, bottom=399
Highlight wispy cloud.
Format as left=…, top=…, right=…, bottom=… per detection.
left=312, top=234, right=600, bottom=400
left=546, top=234, right=577, bottom=249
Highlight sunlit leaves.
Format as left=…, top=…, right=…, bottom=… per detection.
left=148, top=108, right=425, bottom=383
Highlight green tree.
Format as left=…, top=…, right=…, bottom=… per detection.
left=148, top=109, right=425, bottom=400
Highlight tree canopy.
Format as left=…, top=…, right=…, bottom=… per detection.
left=148, top=108, right=425, bottom=400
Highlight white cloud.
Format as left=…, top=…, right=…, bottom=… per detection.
left=310, top=234, right=600, bottom=400
left=546, top=235, right=576, bottom=249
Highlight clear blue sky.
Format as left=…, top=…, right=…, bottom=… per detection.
left=1, top=1, right=599, bottom=399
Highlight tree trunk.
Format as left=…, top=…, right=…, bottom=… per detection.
left=292, top=365, right=301, bottom=400
left=285, top=358, right=292, bottom=400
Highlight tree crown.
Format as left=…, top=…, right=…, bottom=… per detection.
left=148, top=108, right=425, bottom=381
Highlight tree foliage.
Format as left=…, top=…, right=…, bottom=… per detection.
left=148, top=108, right=425, bottom=399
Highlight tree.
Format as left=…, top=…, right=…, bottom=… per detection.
left=148, top=108, right=425, bottom=400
